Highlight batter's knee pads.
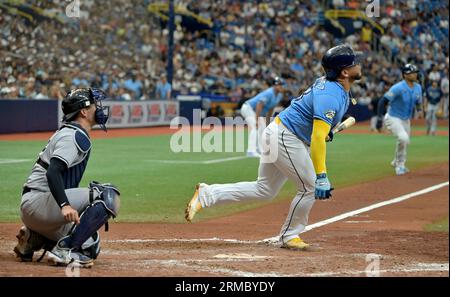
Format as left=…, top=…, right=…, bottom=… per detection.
left=89, top=181, right=121, bottom=217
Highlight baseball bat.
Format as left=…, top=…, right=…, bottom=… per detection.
left=326, top=116, right=356, bottom=141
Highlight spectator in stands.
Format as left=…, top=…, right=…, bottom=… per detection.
left=155, top=75, right=172, bottom=100
left=361, top=23, right=373, bottom=44
left=123, top=72, right=143, bottom=100
left=428, top=64, right=441, bottom=83
left=34, top=85, right=49, bottom=100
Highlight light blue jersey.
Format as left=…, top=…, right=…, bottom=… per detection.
left=384, top=80, right=422, bottom=120
left=247, top=87, right=283, bottom=116
left=156, top=82, right=172, bottom=100
left=279, top=77, right=350, bottom=146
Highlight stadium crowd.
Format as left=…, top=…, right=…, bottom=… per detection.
left=1, top=0, right=448, bottom=117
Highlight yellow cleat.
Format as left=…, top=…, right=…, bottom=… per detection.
left=185, top=184, right=203, bottom=222
left=281, top=237, right=310, bottom=250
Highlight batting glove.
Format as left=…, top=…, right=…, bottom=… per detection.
left=315, top=173, right=334, bottom=200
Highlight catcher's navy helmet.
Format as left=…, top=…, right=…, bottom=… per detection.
left=321, top=44, right=361, bottom=81
left=62, top=88, right=94, bottom=122
left=62, top=88, right=109, bottom=130
left=401, top=63, right=419, bottom=74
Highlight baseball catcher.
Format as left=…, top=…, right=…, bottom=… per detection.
left=14, top=88, right=120, bottom=268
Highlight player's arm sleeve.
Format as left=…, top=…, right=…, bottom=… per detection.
left=310, top=119, right=330, bottom=175
left=377, top=96, right=389, bottom=117
left=311, top=93, right=339, bottom=174
left=46, top=158, right=70, bottom=208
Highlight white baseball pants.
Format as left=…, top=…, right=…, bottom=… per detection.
left=384, top=113, right=411, bottom=168
left=197, top=121, right=316, bottom=243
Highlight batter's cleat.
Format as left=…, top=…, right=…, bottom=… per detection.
left=390, top=160, right=396, bottom=168
left=281, top=237, right=310, bottom=250
left=395, top=166, right=409, bottom=176
left=185, top=183, right=204, bottom=222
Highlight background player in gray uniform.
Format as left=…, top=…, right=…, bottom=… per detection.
left=376, top=64, right=423, bottom=175
left=425, top=80, right=442, bottom=136
left=14, top=88, right=120, bottom=268
left=185, top=45, right=362, bottom=249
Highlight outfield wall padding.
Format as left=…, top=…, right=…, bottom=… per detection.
left=0, top=99, right=59, bottom=134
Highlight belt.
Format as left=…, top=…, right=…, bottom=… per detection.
left=22, top=186, right=33, bottom=195
left=36, top=158, right=49, bottom=170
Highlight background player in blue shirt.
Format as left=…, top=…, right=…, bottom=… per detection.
left=185, top=45, right=362, bottom=250
left=240, top=77, right=285, bottom=157
left=376, top=64, right=423, bottom=175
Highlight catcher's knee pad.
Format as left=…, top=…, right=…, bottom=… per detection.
left=89, top=181, right=121, bottom=217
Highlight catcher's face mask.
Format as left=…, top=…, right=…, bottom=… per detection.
left=90, top=88, right=109, bottom=132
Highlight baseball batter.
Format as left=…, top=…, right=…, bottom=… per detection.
left=376, top=64, right=423, bottom=175
left=14, top=88, right=120, bottom=268
left=185, top=45, right=362, bottom=249
left=240, top=77, right=285, bottom=157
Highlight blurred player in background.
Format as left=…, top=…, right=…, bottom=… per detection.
left=426, top=80, right=442, bottom=136
left=240, top=77, right=285, bottom=157
left=376, top=64, right=423, bottom=175
left=185, top=45, right=362, bottom=250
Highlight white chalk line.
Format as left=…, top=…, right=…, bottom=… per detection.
left=106, top=181, right=449, bottom=246
left=145, top=155, right=249, bottom=164
left=261, top=180, right=450, bottom=244
left=0, top=159, right=31, bottom=165
left=111, top=258, right=449, bottom=277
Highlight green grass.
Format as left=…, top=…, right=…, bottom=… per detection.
left=0, top=128, right=448, bottom=223
left=424, top=217, right=449, bottom=232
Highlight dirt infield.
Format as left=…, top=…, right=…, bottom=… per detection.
left=0, top=162, right=448, bottom=277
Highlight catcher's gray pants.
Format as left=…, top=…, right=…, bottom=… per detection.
left=198, top=121, right=316, bottom=243
left=384, top=113, right=411, bottom=168
left=426, top=103, right=439, bottom=134
left=20, top=188, right=99, bottom=241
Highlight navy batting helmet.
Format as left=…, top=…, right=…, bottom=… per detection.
left=401, top=64, right=419, bottom=75
left=321, top=44, right=361, bottom=81
left=273, top=76, right=285, bottom=86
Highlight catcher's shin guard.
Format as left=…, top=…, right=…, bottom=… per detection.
left=59, top=182, right=120, bottom=253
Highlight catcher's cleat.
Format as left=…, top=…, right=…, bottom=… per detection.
left=281, top=237, right=309, bottom=250
left=47, top=239, right=93, bottom=268
left=185, top=183, right=204, bottom=222
left=13, top=226, right=54, bottom=262
left=13, top=226, right=34, bottom=262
